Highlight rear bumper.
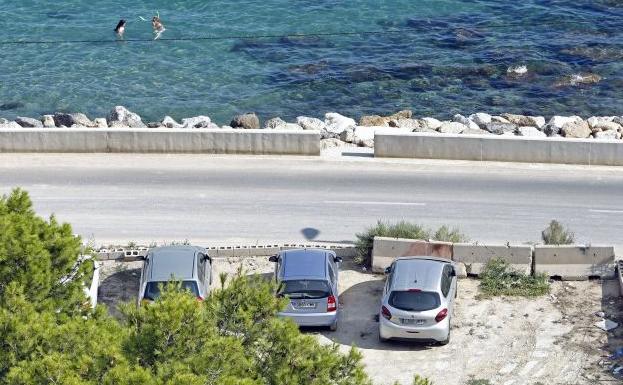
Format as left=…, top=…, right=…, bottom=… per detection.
left=278, top=310, right=337, bottom=327
left=379, top=316, right=449, bottom=342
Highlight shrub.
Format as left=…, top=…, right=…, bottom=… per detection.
left=432, top=225, right=469, bottom=243
left=541, top=220, right=574, bottom=245
left=355, top=221, right=467, bottom=266
left=479, top=258, right=549, bottom=297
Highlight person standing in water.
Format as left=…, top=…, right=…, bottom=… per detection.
left=152, top=15, right=165, bottom=39
left=114, top=19, right=126, bottom=38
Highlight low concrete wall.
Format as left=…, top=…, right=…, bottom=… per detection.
left=452, top=243, right=532, bottom=275
left=371, top=237, right=452, bottom=273
left=374, top=132, right=623, bottom=166
left=534, top=245, right=616, bottom=280
left=0, top=128, right=320, bottom=155
left=97, top=243, right=355, bottom=261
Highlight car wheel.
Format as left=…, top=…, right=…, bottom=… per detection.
left=329, top=320, right=338, bottom=332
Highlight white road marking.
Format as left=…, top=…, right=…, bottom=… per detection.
left=589, top=209, right=623, bottom=214
left=323, top=200, right=427, bottom=206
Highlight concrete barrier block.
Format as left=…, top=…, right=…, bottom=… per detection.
left=590, top=141, right=623, bottom=166
left=534, top=245, right=616, bottom=280
left=480, top=137, right=551, bottom=164
left=371, top=237, right=453, bottom=273
left=375, top=133, right=482, bottom=161
left=452, top=243, right=532, bottom=275
left=549, top=139, right=590, bottom=165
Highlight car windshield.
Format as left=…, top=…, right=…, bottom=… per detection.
left=389, top=290, right=440, bottom=311
left=144, top=280, right=199, bottom=300
left=278, top=279, right=331, bottom=299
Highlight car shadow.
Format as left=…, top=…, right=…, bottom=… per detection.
left=319, top=279, right=434, bottom=351
left=99, top=267, right=141, bottom=318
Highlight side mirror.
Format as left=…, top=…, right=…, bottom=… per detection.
left=269, top=255, right=278, bottom=263
left=334, top=256, right=343, bottom=263
left=384, top=266, right=391, bottom=274
left=449, top=268, right=456, bottom=277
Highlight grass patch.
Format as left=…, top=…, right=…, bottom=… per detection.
left=354, top=220, right=468, bottom=266
left=479, top=258, right=549, bottom=297
left=541, top=219, right=574, bottom=245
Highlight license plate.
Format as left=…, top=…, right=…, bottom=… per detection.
left=401, top=318, right=425, bottom=325
left=293, top=301, right=316, bottom=309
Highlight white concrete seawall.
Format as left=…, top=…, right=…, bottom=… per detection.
left=374, top=132, right=623, bottom=166
left=0, top=128, right=320, bottom=155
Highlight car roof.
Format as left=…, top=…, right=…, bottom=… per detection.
left=148, top=245, right=202, bottom=281
left=390, top=257, right=450, bottom=292
left=280, top=249, right=331, bottom=279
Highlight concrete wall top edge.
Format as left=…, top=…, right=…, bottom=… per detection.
left=373, top=236, right=452, bottom=246
left=374, top=132, right=622, bottom=144
left=0, top=128, right=320, bottom=135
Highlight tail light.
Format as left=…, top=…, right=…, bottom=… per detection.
left=381, top=305, right=392, bottom=320
left=327, top=295, right=337, bottom=312
left=435, top=308, right=448, bottom=323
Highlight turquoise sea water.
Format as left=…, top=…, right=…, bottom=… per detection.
left=1, top=0, right=623, bottom=124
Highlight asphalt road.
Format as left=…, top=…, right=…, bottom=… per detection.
left=1, top=153, right=622, bottom=248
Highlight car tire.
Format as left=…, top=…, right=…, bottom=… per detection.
left=378, top=333, right=389, bottom=343
left=329, top=320, right=338, bottom=332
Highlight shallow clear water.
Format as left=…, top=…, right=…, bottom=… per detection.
left=1, top=0, right=623, bottom=124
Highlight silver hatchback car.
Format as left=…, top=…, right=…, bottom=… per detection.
left=269, top=249, right=342, bottom=331
left=379, top=256, right=457, bottom=344
left=138, top=245, right=212, bottom=305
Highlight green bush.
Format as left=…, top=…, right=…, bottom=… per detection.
left=479, top=258, right=549, bottom=297
left=355, top=221, right=467, bottom=266
left=541, top=220, right=574, bottom=245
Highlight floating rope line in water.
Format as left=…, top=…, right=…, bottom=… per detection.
left=0, top=29, right=413, bottom=45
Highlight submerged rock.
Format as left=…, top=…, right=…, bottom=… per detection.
left=0, top=101, right=25, bottom=111
left=107, top=106, right=146, bottom=128
left=507, top=65, right=528, bottom=76
left=554, top=73, right=602, bottom=87
left=15, top=116, right=42, bottom=128
left=230, top=113, right=260, bottom=129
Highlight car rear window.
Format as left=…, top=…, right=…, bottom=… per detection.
left=278, top=279, right=331, bottom=299
left=144, top=280, right=199, bottom=300
left=389, top=290, right=440, bottom=311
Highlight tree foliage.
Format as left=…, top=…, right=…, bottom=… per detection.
left=0, top=188, right=89, bottom=314
left=541, top=220, right=574, bottom=245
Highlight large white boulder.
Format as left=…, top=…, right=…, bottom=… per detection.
left=325, top=112, right=356, bottom=134
left=182, top=115, right=212, bottom=128
left=419, top=117, right=442, bottom=130
left=548, top=115, right=583, bottom=129
left=517, top=126, right=546, bottom=137
left=107, top=106, right=146, bottom=128
left=453, top=114, right=479, bottom=130
left=438, top=121, right=467, bottom=134
left=468, top=112, right=492, bottom=128
left=296, top=116, right=326, bottom=131
left=352, top=126, right=410, bottom=144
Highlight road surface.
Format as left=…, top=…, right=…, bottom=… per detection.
left=0, top=153, right=622, bottom=248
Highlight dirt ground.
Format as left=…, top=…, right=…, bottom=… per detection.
left=99, top=256, right=623, bottom=385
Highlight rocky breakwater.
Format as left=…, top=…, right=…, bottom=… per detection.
left=2, top=107, right=623, bottom=150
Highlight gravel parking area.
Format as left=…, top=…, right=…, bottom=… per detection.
left=99, top=256, right=622, bottom=385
